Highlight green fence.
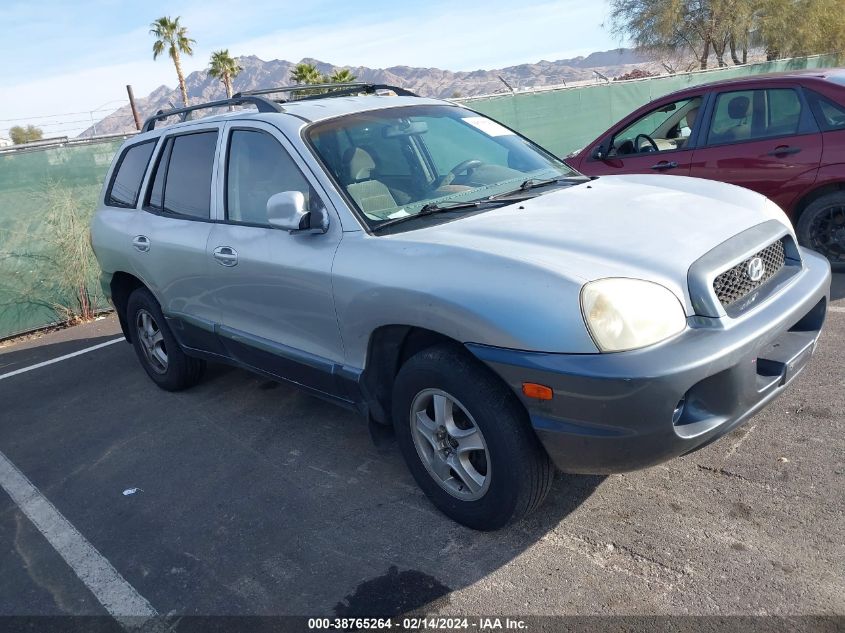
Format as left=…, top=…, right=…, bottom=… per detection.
left=0, top=139, right=127, bottom=339
left=0, top=54, right=839, bottom=339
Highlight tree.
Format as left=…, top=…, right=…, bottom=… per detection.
left=327, top=68, right=357, bottom=83
left=757, top=0, right=845, bottom=60
left=9, top=125, right=43, bottom=144
left=608, top=0, right=738, bottom=69
left=290, top=63, right=323, bottom=85
left=208, top=49, right=242, bottom=98
left=150, top=16, right=195, bottom=107
left=609, top=0, right=845, bottom=69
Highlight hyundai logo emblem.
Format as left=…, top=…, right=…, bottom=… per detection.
left=746, top=256, right=765, bottom=282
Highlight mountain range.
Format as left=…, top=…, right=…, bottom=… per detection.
left=84, top=48, right=657, bottom=137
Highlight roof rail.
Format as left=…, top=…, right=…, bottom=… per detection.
left=141, top=95, right=283, bottom=132
left=235, top=82, right=419, bottom=101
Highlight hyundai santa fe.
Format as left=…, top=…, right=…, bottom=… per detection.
left=91, top=83, right=831, bottom=530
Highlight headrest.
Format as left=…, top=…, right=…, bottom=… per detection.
left=344, top=147, right=376, bottom=181
left=728, top=96, right=750, bottom=120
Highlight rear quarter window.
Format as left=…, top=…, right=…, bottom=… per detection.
left=106, top=140, right=156, bottom=208
left=806, top=89, right=845, bottom=131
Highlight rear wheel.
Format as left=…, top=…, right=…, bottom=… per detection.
left=796, top=192, right=845, bottom=270
left=126, top=288, right=205, bottom=391
left=392, top=344, right=554, bottom=530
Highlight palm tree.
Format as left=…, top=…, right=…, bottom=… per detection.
left=150, top=16, right=195, bottom=107
left=290, top=63, right=322, bottom=85
left=208, top=49, right=242, bottom=98
left=328, top=68, right=357, bottom=83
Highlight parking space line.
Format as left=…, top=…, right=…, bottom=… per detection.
left=0, top=337, right=124, bottom=382
left=0, top=450, right=158, bottom=628
left=830, top=305, right=845, bottom=313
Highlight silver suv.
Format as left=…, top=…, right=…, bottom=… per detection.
left=91, top=83, right=831, bottom=530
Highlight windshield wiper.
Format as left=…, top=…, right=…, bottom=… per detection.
left=372, top=199, right=508, bottom=232
left=488, top=176, right=589, bottom=200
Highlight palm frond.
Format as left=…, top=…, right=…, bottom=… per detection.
left=150, top=15, right=194, bottom=59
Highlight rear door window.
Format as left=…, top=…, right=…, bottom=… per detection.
left=106, top=140, right=156, bottom=208
left=146, top=130, right=218, bottom=219
left=707, top=89, right=805, bottom=145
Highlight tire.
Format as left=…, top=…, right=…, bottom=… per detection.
left=392, top=344, right=554, bottom=530
left=796, top=192, right=845, bottom=271
left=126, top=287, right=206, bottom=391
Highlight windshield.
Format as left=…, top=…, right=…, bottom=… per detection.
left=305, top=105, right=580, bottom=229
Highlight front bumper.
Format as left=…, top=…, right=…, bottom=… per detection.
left=467, top=248, right=831, bottom=474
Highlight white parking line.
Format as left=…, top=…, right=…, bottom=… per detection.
left=0, top=450, right=158, bottom=629
left=0, top=337, right=124, bottom=382
left=829, top=305, right=845, bottom=313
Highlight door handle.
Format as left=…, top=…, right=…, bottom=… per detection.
left=767, top=146, right=802, bottom=157
left=132, top=235, right=150, bottom=252
left=212, top=246, right=238, bottom=267
left=650, top=160, right=678, bottom=170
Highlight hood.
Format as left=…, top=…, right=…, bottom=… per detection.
left=391, top=174, right=791, bottom=314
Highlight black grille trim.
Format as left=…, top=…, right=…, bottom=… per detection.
left=713, top=239, right=786, bottom=308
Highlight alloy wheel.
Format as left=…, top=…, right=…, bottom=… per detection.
left=409, top=388, right=491, bottom=501
left=135, top=309, right=168, bottom=374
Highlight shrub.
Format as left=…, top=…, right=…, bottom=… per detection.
left=0, top=180, right=103, bottom=333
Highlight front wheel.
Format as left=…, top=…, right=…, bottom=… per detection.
left=392, top=344, right=554, bottom=530
left=796, top=192, right=845, bottom=271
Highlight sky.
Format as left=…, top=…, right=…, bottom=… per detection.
left=0, top=0, right=619, bottom=139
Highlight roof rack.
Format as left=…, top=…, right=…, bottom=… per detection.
left=235, top=82, right=419, bottom=101
left=140, top=83, right=418, bottom=133
left=141, top=94, right=283, bottom=132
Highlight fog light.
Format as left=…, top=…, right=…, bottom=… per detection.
left=672, top=398, right=686, bottom=425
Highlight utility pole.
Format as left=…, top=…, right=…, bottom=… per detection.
left=126, top=85, right=142, bottom=131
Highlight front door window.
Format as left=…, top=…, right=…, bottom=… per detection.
left=609, top=97, right=704, bottom=156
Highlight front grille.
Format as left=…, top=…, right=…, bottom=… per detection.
left=713, top=239, right=786, bottom=308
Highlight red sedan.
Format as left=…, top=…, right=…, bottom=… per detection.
left=568, top=69, right=845, bottom=268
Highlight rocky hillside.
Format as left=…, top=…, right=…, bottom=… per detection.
left=84, top=48, right=657, bottom=136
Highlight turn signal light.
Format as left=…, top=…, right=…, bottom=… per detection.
left=522, top=382, right=553, bottom=400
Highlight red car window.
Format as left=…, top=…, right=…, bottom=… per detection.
left=707, top=89, right=803, bottom=145
left=609, top=96, right=703, bottom=156
left=805, top=90, right=845, bottom=132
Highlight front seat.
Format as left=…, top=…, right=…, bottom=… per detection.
left=342, top=146, right=397, bottom=215
left=345, top=146, right=378, bottom=182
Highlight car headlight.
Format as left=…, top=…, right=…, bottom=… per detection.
left=580, top=278, right=687, bottom=352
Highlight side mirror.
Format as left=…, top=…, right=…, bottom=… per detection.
left=591, top=144, right=607, bottom=161
left=267, top=191, right=329, bottom=234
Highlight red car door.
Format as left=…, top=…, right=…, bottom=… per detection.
left=575, top=94, right=705, bottom=178
left=690, top=85, right=822, bottom=213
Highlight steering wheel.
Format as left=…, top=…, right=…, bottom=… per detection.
left=440, top=159, right=483, bottom=187
left=634, top=134, right=659, bottom=153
